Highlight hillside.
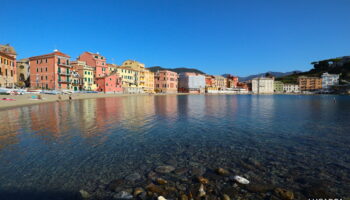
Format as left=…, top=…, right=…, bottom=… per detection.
left=147, top=66, right=205, bottom=74
left=238, top=71, right=301, bottom=82
left=276, top=57, right=350, bottom=84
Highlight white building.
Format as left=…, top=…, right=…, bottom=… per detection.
left=321, top=72, right=339, bottom=89
left=252, top=77, right=274, bottom=94
left=283, top=84, right=299, bottom=93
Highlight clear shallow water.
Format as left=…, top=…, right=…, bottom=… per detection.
left=0, top=95, right=349, bottom=199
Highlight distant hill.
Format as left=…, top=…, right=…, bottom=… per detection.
left=238, top=71, right=301, bottom=82
left=276, top=56, right=350, bottom=84
left=148, top=66, right=205, bottom=74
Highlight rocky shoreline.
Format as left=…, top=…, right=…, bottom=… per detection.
left=77, top=164, right=338, bottom=200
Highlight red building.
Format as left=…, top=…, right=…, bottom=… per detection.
left=29, top=50, right=71, bottom=90
left=154, top=70, right=178, bottom=93
left=96, top=72, right=123, bottom=93
left=226, top=75, right=239, bottom=88
left=78, top=52, right=109, bottom=78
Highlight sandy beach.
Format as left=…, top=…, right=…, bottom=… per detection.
left=0, top=93, right=184, bottom=110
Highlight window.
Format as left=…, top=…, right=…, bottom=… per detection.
left=46, top=76, right=48, bottom=80
left=37, top=68, right=39, bottom=72
left=11, top=70, right=13, bottom=77
left=46, top=67, right=47, bottom=72
left=46, top=59, right=48, bottom=63
left=36, top=60, right=39, bottom=64
left=58, top=58, right=61, bottom=64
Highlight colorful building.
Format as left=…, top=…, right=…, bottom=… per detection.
left=213, top=75, right=227, bottom=90
left=226, top=75, right=239, bottom=88
left=274, top=81, right=284, bottom=93
left=143, top=70, right=155, bottom=93
left=107, top=63, right=118, bottom=73
left=0, top=44, right=17, bottom=88
left=178, top=72, right=205, bottom=93
left=154, top=70, right=178, bottom=93
left=16, top=58, right=30, bottom=87
left=78, top=52, right=109, bottom=78
left=298, top=76, right=322, bottom=91
left=68, top=70, right=80, bottom=91
left=283, top=84, right=299, bottom=93
left=95, top=72, right=123, bottom=93
left=321, top=72, right=339, bottom=89
left=116, top=66, right=141, bottom=93
left=29, top=50, right=71, bottom=90
left=252, top=77, right=274, bottom=94
left=71, top=60, right=97, bottom=91
left=205, top=75, right=218, bottom=93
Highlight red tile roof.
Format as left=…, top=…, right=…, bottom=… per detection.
left=29, top=51, right=70, bottom=60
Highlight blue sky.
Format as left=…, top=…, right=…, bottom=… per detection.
left=1, top=0, right=350, bottom=76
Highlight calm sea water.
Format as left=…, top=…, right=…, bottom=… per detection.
left=0, top=95, right=349, bottom=199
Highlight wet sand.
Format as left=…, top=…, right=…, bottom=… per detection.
left=0, top=93, right=184, bottom=110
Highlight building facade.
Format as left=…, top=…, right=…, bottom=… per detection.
left=95, top=72, right=123, bottom=93
left=178, top=72, right=205, bottom=93
left=154, top=70, right=178, bottom=93
left=321, top=72, right=339, bottom=89
left=274, top=81, right=284, bottom=93
left=205, top=75, right=218, bottom=92
left=120, top=60, right=154, bottom=93
left=29, top=50, right=71, bottom=90
left=226, top=75, right=239, bottom=88
left=298, top=76, right=322, bottom=91
left=283, top=84, right=299, bottom=93
left=71, top=60, right=97, bottom=91
left=116, top=67, right=142, bottom=93
left=16, top=58, right=30, bottom=87
left=78, top=52, right=109, bottom=78
left=213, top=75, right=227, bottom=90
left=0, top=44, right=17, bottom=88
left=252, top=77, right=274, bottom=94
left=143, top=70, right=154, bottom=93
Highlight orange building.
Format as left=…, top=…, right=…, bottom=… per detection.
left=0, top=44, right=17, bottom=88
left=78, top=52, right=109, bottom=78
left=95, top=72, right=123, bottom=93
left=29, top=50, right=71, bottom=90
left=154, top=70, right=178, bottom=93
left=298, top=76, right=322, bottom=91
left=226, top=75, right=239, bottom=88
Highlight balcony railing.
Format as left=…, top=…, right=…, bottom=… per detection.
left=58, top=72, right=70, bottom=76
left=58, top=63, right=71, bottom=68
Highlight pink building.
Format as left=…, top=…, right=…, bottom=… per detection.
left=29, top=50, right=71, bottom=90
left=226, top=75, right=239, bottom=88
left=96, top=72, right=123, bottom=93
left=77, top=52, right=109, bottom=78
left=154, top=70, right=178, bottom=93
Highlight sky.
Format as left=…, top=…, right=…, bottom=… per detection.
left=1, top=0, right=350, bottom=76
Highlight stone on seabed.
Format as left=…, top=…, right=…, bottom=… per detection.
left=79, top=190, right=90, bottom=199
left=222, top=194, right=230, bottom=200
left=114, top=191, right=133, bottom=199
left=233, top=175, right=250, bottom=185
left=158, top=196, right=167, bottom=200
left=274, top=188, right=294, bottom=200
left=198, top=184, right=206, bottom=197
left=216, top=168, right=230, bottom=176
left=156, top=178, right=168, bottom=185
left=155, top=165, right=175, bottom=173
left=133, top=187, right=145, bottom=196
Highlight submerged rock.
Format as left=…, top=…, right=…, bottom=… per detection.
left=114, top=191, right=133, bottom=199
left=156, top=178, right=168, bottom=185
left=198, top=184, right=206, bottom=197
left=79, top=190, right=90, bottom=199
left=125, top=172, right=142, bottom=182
left=133, top=187, right=145, bottom=196
left=233, top=175, right=250, bottom=185
left=174, top=167, right=188, bottom=175
left=197, top=176, right=209, bottom=184
left=180, top=194, right=188, bottom=200
left=216, top=168, right=230, bottom=176
left=222, top=194, right=230, bottom=200
left=274, top=188, right=294, bottom=200
left=245, top=183, right=274, bottom=193
left=158, top=196, right=167, bottom=200
left=155, top=165, right=175, bottom=174
left=146, top=183, right=167, bottom=196
left=108, top=179, right=125, bottom=192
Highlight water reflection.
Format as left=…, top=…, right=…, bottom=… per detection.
left=0, top=95, right=349, bottom=198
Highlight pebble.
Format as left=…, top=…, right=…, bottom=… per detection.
left=155, top=165, right=175, bottom=174
left=146, top=183, right=167, bottom=196
left=181, top=194, right=188, bottom=200
left=107, top=179, right=125, bottom=192
left=216, top=168, right=230, bottom=176
left=197, top=176, right=209, bottom=184
left=222, top=194, right=230, bottom=200
left=274, top=188, right=294, bottom=200
left=125, top=172, right=141, bottom=182
left=79, top=190, right=90, bottom=199
left=198, top=184, right=206, bottom=197
left=158, top=196, right=167, bottom=200
left=156, top=178, right=168, bottom=185
left=233, top=175, right=250, bottom=184
left=114, top=191, right=133, bottom=199
left=133, top=187, right=145, bottom=196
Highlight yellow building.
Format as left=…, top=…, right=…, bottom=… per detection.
left=116, top=66, right=141, bottom=93
left=107, top=63, right=118, bottom=73
left=71, top=61, right=97, bottom=91
left=120, top=60, right=154, bottom=93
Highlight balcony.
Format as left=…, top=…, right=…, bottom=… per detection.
left=58, top=63, right=71, bottom=68
left=59, top=80, right=69, bottom=83
left=58, top=72, right=70, bottom=76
